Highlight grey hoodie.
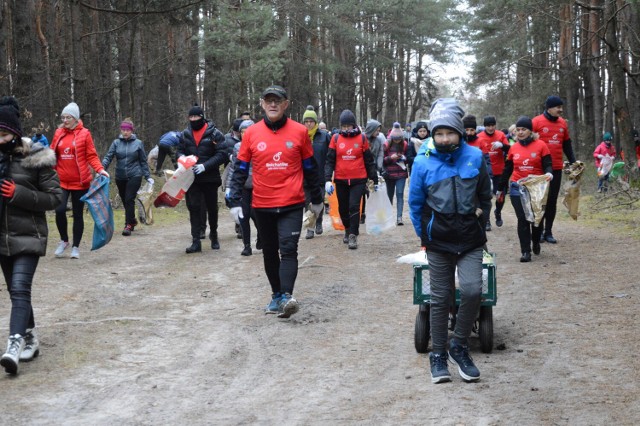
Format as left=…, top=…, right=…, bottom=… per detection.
left=364, top=119, right=384, bottom=172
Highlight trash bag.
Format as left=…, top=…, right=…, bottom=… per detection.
left=365, top=188, right=396, bottom=235
left=302, top=208, right=317, bottom=229
left=597, top=155, right=613, bottom=177
left=153, top=155, right=197, bottom=208
left=147, top=145, right=158, bottom=170
left=562, top=161, right=585, bottom=220
left=609, top=162, right=626, bottom=179
left=517, top=175, right=550, bottom=226
left=136, top=181, right=155, bottom=225
left=80, top=175, right=114, bottom=251
left=327, top=188, right=344, bottom=231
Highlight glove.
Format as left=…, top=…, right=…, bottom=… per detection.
left=325, top=182, right=334, bottom=196
left=597, top=154, right=604, bottom=159
left=225, top=188, right=231, bottom=200
left=545, top=172, right=553, bottom=181
left=310, top=203, right=324, bottom=216
left=374, top=184, right=379, bottom=192
left=98, top=169, right=109, bottom=178
left=1, top=179, right=15, bottom=198
left=147, top=177, right=155, bottom=186
left=496, top=191, right=505, bottom=204
left=475, top=208, right=483, bottom=218
left=193, top=164, right=205, bottom=174
left=230, top=206, right=244, bottom=224
left=491, top=142, right=503, bottom=150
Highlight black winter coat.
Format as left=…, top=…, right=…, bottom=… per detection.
left=177, top=122, right=227, bottom=185
left=0, top=138, right=62, bottom=256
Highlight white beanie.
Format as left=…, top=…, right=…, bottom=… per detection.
left=61, top=102, right=80, bottom=120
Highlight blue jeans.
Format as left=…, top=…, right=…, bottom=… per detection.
left=385, top=177, right=406, bottom=218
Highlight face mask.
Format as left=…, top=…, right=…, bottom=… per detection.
left=190, top=118, right=206, bottom=131
left=434, top=142, right=460, bottom=154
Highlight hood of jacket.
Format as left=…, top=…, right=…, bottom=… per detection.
left=364, top=119, right=382, bottom=138
left=13, top=137, right=57, bottom=169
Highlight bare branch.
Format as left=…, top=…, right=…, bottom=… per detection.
left=79, top=0, right=203, bottom=15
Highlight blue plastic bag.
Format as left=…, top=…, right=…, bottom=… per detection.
left=80, top=175, right=114, bottom=250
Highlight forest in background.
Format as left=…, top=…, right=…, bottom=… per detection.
left=0, top=0, right=639, bottom=173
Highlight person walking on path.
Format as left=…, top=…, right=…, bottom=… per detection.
left=383, top=122, right=409, bottom=225
left=360, top=119, right=385, bottom=224
left=407, top=121, right=430, bottom=173
left=532, top=96, right=576, bottom=244
left=324, top=109, right=379, bottom=249
left=228, top=85, right=324, bottom=318
left=496, top=116, right=553, bottom=263
left=155, top=131, right=180, bottom=175
left=302, top=106, right=331, bottom=239
left=177, top=104, right=227, bottom=254
left=50, top=102, right=109, bottom=259
left=408, top=98, right=492, bottom=384
left=593, top=132, right=616, bottom=193
left=0, top=96, right=62, bottom=375
left=102, top=118, right=154, bottom=236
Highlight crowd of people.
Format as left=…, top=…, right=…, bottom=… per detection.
left=0, top=87, right=632, bottom=384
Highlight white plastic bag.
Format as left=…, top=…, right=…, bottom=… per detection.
left=153, top=155, right=197, bottom=208
left=365, top=189, right=395, bottom=235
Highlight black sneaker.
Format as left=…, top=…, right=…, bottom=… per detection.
left=343, top=233, right=349, bottom=244
left=485, top=221, right=492, bottom=232
left=315, top=221, right=323, bottom=235
left=241, top=245, right=252, bottom=256
left=533, top=241, right=541, bottom=255
left=495, top=213, right=503, bottom=227
left=448, top=340, right=480, bottom=382
left=520, top=251, right=532, bottom=262
left=543, top=234, right=557, bottom=244
left=429, top=352, right=451, bottom=384
left=186, top=239, right=202, bottom=254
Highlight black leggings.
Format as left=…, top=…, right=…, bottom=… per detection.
left=510, top=194, right=543, bottom=253
left=185, top=181, right=219, bottom=240
left=491, top=175, right=504, bottom=216
left=240, top=188, right=257, bottom=247
left=55, top=188, right=88, bottom=247
left=116, top=176, right=142, bottom=226
left=335, top=180, right=366, bottom=236
left=253, top=207, right=303, bottom=295
left=540, top=169, right=562, bottom=236
left=1, top=254, right=39, bottom=335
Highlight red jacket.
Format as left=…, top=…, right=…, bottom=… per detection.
left=477, top=130, right=509, bottom=176
left=593, top=142, right=616, bottom=168
left=328, top=133, right=370, bottom=180
left=51, top=121, right=104, bottom=190
left=532, top=114, right=571, bottom=170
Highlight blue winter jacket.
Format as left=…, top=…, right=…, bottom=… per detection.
left=102, top=134, right=151, bottom=181
left=158, top=131, right=181, bottom=148
left=408, top=139, right=492, bottom=254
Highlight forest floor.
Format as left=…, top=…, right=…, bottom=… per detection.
left=0, top=192, right=639, bottom=425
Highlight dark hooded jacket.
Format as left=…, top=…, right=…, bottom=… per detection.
left=177, top=121, right=227, bottom=185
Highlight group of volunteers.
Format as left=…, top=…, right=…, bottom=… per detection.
left=0, top=87, right=579, bottom=386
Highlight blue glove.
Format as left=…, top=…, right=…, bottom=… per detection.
left=374, top=184, right=379, bottom=192
left=193, top=164, right=205, bottom=174
left=225, top=188, right=231, bottom=200
left=146, top=177, right=155, bottom=186
left=325, top=182, right=334, bottom=196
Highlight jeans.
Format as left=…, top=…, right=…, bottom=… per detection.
left=335, top=181, right=366, bottom=236
left=253, top=207, right=303, bottom=295
left=116, top=176, right=142, bottom=226
left=1, top=254, right=39, bottom=336
left=510, top=193, right=543, bottom=253
left=185, top=181, right=219, bottom=240
left=427, top=248, right=483, bottom=352
left=55, top=188, right=88, bottom=247
left=385, top=177, right=406, bottom=218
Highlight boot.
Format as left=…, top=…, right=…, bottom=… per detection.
left=305, top=229, right=314, bottom=239
left=1, top=334, right=25, bottom=375
left=186, top=239, right=202, bottom=254
left=241, top=244, right=252, bottom=256
left=211, top=236, right=220, bottom=250
left=495, top=212, right=503, bottom=227
left=348, top=234, right=358, bottom=250
left=520, top=251, right=532, bottom=262
left=343, top=232, right=349, bottom=244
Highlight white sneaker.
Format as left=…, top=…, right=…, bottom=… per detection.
left=71, top=247, right=80, bottom=259
left=1, top=334, right=25, bottom=375
left=19, top=329, right=40, bottom=361
left=54, top=241, right=69, bottom=257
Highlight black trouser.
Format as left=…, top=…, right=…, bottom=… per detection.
left=540, top=169, right=562, bottom=236
left=116, top=176, right=142, bottom=226
left=510, top=194, right=543, bottom=253
left=185, top=181, right=219, bottom=241
left=240, top=188, right=257, bottom=247
left=156, top=144, right=177, bottom=172
left=335, top=180, right=366, bottom=236
left=253, top=207, right=303, bottom=295
left=55, top=188, right=88, bottom=247
left=1, top=254, right=39, bottom=336
left=491, top=175, right=504, bottom=217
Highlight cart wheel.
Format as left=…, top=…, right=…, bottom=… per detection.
left=479, top=306, right=493, bottom=353
left=136, top=198, right=147, bottom=225
left=414, top=304, right=430, bottom=353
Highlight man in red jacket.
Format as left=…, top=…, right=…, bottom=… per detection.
left=228, top=85, right=324, bottom=319
left=532, top=96, right=576, bottom=244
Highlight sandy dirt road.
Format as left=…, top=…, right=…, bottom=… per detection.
left=0, top=201, right=638, bottom=425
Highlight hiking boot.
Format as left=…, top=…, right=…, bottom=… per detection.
left=520, top=251, right=532, bottom=262
left=19, top=329, right=39, bottom=361
left=70, top=247, right=80, bottom=259
left=495, top=213, right=503, bottom=227
left=348, top=234, right=358, bottom=250
left=54, top=241, right=69, bottom=257
left=485, top=221, right=492, bottom=232
left=122, top=224, right=133, bottom=236
left=241, top=245, right=252, bottom=256
left=543, top=234, right=557, bottom=244
left=343, top=233, right=349, bottom=244
left=1, top=334, right=25, bottom=375
left=315, top=221, right=323, bottom=235
left=448, top=340, right=480, bottom=381
left=131, top=218, right=138, bottom=230
left=533, top=241, right=541, bottom=255
left=305, top=229, right=315, bottom=240
left=397, top=217, right=404, bottom=226
left=210, top=237, right=220, bottom=250
left=429, top=352, right=451, bottom=384
left=277, top=293, right=299, bottom=318
left=265, top=293, right=282, bottom=314
left=186, top=239, right=202, bottom=254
